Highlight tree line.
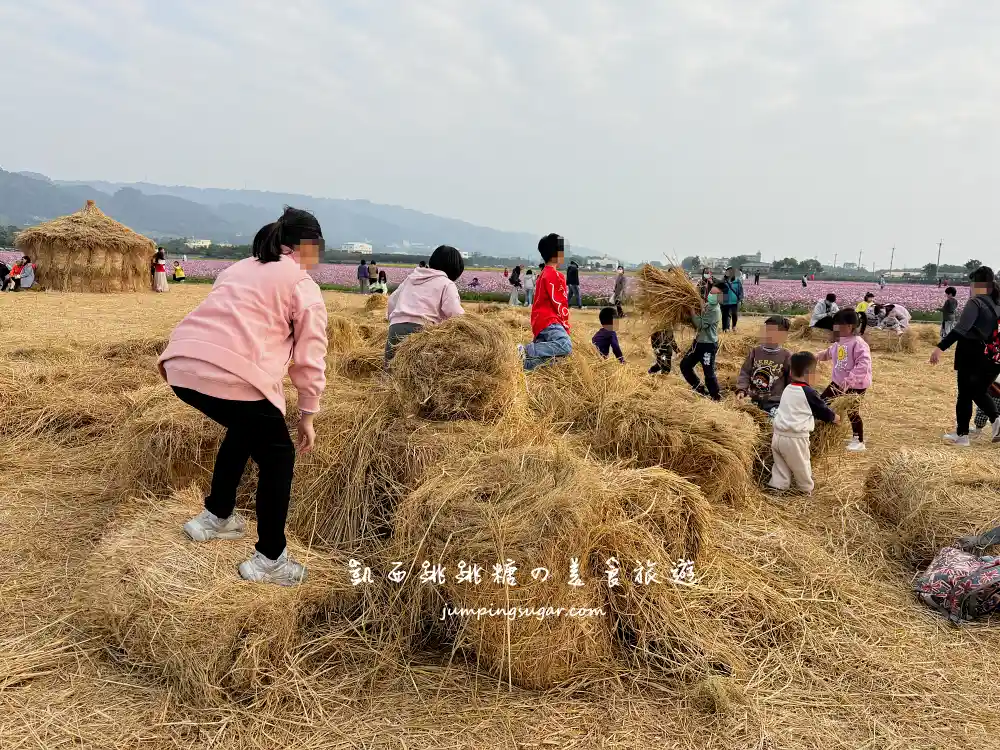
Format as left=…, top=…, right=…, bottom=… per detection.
left=681, top=253, right=983, bottom=279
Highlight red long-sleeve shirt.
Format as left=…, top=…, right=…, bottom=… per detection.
left=530, top=265, right=570, bottom=337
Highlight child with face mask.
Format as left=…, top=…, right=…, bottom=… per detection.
left=680, top=284, right=723, bottom=400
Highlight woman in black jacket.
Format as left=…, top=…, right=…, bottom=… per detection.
left=931, top=266, right=1000, bottom=446
left=508, top=264, right=522, bottom=306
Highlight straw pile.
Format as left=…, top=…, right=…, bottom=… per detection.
left=365, top=293, right=388, bottom=312
left=788, top=316, right=814, bottom=340
left=389, top=316, right=522, bottom=422
left=635, top=264, right=703, bottom=329
left=865, top=327, right=917, bottom=354
left=810, top=393, right=863, bottom=456
left=388, top=445, right=713, bottom=689
left=862, top=449, right=1000, bottom=565
left=15, top=200, right=155, bottom=292
left=527, top=353, right=759, bottom=504
left=72, top=486, right=356, bottom=707
left=917, top=325, right=942, bottom=345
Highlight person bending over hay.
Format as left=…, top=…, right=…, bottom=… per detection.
left=384, top=245, right=465, bottom=364
left=390, top=315, right=522, bottom=421
left=157, top=208, right=328, bottom=586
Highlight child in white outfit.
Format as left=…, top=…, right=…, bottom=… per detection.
left=768, top=351, right=840, bottom=495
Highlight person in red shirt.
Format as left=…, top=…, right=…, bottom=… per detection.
left=519, top=233, right=571, bottom=370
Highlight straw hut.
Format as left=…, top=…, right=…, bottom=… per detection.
left=15, top=200, right=156, bottom=292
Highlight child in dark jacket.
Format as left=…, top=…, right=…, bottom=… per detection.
left=736, top=315, right=791, bottom=414
left=648, top=328, right=680, bottom=374
left=592, top=307, right=625, bottom=363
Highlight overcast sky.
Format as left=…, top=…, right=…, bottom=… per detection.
left=1, top=0, right=997, bottom=266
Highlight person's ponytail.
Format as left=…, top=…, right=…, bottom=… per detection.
left=252, top=207, right=323, bottom=264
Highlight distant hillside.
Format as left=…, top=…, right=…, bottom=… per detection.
left=30, top=174, right=594, bottom=258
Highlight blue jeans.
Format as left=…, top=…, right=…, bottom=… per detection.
left=524, top=324, right=572, bottom=371
left=567, top=284, right=582, bottom=308
left=525, top=289, right=534, bottom=306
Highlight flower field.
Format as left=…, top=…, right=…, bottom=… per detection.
left=0, top=250, right=963, bottom=313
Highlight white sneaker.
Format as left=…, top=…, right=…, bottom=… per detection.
left=238, top=548, right=306, bottom=587
left=943, top=433, right=970, bottom=447
left=183, top=509, right=246, bottom=542
left=991, top=417, right=1000, bottom=443
left=846, top=438, right=867, bottom=452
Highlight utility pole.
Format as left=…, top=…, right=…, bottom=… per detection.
left=936, top=240, right=943, bottom=278
left=833, top=253, right=838, bottom=269
left=888, top=246, right=894, bottom=276
left=858, top=248, right=863, bottom=272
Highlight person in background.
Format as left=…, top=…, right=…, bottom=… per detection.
left=736, top=315, right=791, bottom=415
left=768, top=351, right=840, bottom=496
left=680, top=283, right=723, bottom=401
left=754, top=270, right=760, bottom=286
left=855, top=292, right=875, bottom=335
left=503, top=267, right=509, bottom=280
left=940, top=286, right=958, bottom=339
left=816, top=309, right=872, bottom=452
left=523, top=267, right=535, bottom=307
left=469, top=277, right=480, bottom=289
left=810, top=293, right=839, bottom=330
left=418, top=261, right=427, bottom=268
left=508, top=264, right=522, bottom=306
left=566, top=260, right=582, bottom=309
left=931, top=265, right=1000, bottom=447
left=0, top=259, right=9, bottom=290
left=173, top=260, right=186, bottom=282
left=592, top=307, right=625, bottom=363
left=157, top=208, right=328, bottom=586
left=152, top=248, right=169, bottom=293
left=719, top=266, right=744, bottom=332
left=879, top=275, right=887, bottom=289
left=612, top=266, right=627, bottom=317
left=698, top=267, right=714, bottom=301
left=648, top=328, right=681, bottom=375
left=3, top=255, right=35, bottom=291
left=801, top=274, right=808, bottom=288
left=369, top=270, right=389, bottom=295
left=880, top=303, right=911, bottom=331
left=357, top=259, right=369, bottom=293
left=519, top=234, right=571, bottom=371
left=385, top=245, right=465, bottom=363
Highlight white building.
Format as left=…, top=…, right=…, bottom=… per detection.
left=341, top=242, right=373, bottom=255
left=184, top=239, right=212, bottom=249
left=460, top=251, right=471, bottom=259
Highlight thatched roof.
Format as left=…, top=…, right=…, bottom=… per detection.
left=15, top=200, right=155, bottom=255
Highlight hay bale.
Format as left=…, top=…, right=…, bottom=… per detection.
left=387, top=445, right=713, bottom=689
left=390, top=316, right=522, bottom=422
left=365, top=294, right=388, bottom=312
left=787, top=316, right=813, bottom=340
left=635, top=265, right=703, bottom=329
left=862, top=449, right=1000, bottom=565
left=917, top=325, right=942, bottom=346
left=72, top=486, right=356, bottom=707
left=528, top=354, right=759, bottom=504
left=326, top=314, right=365, bottom=354
left=810, top=394, right=863, bottom=457
left=335, top=345, right=385, bottom=380
left=865, top=327, right=917, bottom=353
left=691, top=675, right=747, bottom=715
left=15, top=200, right=154, bottom=293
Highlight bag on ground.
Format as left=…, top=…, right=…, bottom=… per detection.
left=914, top=546, right=1000, bottom=623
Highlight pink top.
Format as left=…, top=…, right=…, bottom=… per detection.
left=158, top=254, right=328, bottom=414
left=819, top=335, right=872, bottom=390
left=387, top=267, right=464, bottom=326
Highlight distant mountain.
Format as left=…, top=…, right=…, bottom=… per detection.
left=39, top=176, right=596, bottom=258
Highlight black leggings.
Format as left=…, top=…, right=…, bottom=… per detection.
left=956, top=366, right=1000, bottom=436
left=680, top=342, right=720, bottom=400
left=173, top=387, right=295, bottom=560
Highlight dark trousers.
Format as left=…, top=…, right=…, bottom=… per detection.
left=648, top=347, right=674, bottom=375
left=859, top=315, right=868, bottom=335
left=680, top=342, right=720, bottom=400
left=721, top=304, right=739, bottom=331
left=821, top=384, right=866, bottom=442
left=567, top=284, right=582, bottom=308
left=384, top=322, right=423, bottom=364
left=812, top=315, right=835, bottom=331
left=956, top=365, right=1000, bottom=436
left=172, top=387, right=295, bottom=560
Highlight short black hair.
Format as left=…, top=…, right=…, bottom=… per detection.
left=825, top=293, right=837, bottom=303
left=884, top=304, right=895, bottom=313
left=790, top=351, right=816, bottom=380
left=22, top=255, right=30, bottom=263
left=945, top=286, right=957, bottom=296
left=764, top=315, right=790, bottom=330
left=418, top=261, right=426, bottom=268
left=538, top=233, right=564, bottom=262
left=834, top=308, right=859, bottom=327
left=428, top=245, right=464, bottom=281
left=599, top=307, right=616, bottom=325
left=864, top=292, right=875, bottom=301
left=252, top=207, right=323, bottom=264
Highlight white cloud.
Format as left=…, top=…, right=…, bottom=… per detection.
left=0, top=0, right=998, bottom=264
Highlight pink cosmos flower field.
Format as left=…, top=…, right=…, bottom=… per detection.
left=0, top=250, right=964, bottom=313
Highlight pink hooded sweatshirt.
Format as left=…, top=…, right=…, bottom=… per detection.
left=158, top=255, right=328, bottom=415
left=387, top=267, right=464, bottom=326
left=818, top=335, right=872, bottom=390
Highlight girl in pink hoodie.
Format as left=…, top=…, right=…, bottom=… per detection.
left=384, top=245, right=465, bottom=363
left=157, top=208, right=329, bottom=587
left=815, top=308, right=873, bottom=452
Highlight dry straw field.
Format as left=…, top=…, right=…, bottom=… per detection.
left=3, top=284, right=1000, bottom=750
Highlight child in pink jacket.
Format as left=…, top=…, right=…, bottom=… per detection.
left=815, top=308, right=872, bottom=452
left=157, top=208, right=328, bottom=586
left=384, top=244, right=465, bottom=363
